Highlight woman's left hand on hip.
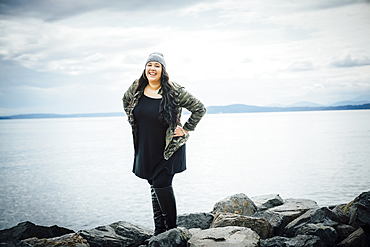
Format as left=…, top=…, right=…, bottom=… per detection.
left=173, top=125, right=187, bottom=137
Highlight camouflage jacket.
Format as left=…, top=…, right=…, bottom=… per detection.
left=122, top=80, right=206, bottom=160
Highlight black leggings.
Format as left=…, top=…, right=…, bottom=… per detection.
left=148, top=173, right=174, bottom=188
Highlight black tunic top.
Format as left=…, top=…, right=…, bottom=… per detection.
left=132, top=94, right=186, bottom=180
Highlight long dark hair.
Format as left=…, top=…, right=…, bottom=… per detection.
left=135, top=66, right=179, bottom=127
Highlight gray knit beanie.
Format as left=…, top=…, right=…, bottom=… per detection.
left=145, top=52, right=166, bottom=68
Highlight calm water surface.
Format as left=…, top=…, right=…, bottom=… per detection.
left=0, top=110, right=369, bottom=231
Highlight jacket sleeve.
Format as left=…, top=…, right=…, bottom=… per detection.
left=177, top=86, right=206, bottom=132
left=122, top=80, right=138, bottom=116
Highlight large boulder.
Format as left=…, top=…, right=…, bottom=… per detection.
left=147, top=228, right=189, bottom=247
left=78, top=221, right=153, bottom=247
left=269, top=199, right=319, bottom=228
left=334, top=224, right=357, bottom=243
left=310, top=207, right=341, bottom=226
left=285, top=207, right=341, bottom=237
left=331, top=204, right=351, bottom=224
left=295, top=223, right=338, bottom=247
left=285, top=209, right=317, bottom=237
left=251, top=194, right=284, bottom=211
left=210, top=213, right=273, bottom=239
left=188, top=226, right=260, bottom=247
left=347, top=191, right=370, bottom=230
left=177, top=212, right=214, bottom=230
left=0, top=221, right=74, bottom=243
left=337, top=227, right=368, bottom=247
left=261, top=235, right=324, bottom=247
left=20, top=233, right=89, bottom=247
left=253, top=210, right=288, bottom=236
left=212, top=193, right=257, bottom=216
left=269, top=198, right=319, bottom=215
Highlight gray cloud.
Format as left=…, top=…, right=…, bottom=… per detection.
left=1, top=0, right=370, bottom=115
left=287, top=61, right=315, bottom=72
left=331, top=54, right=370, bottom=67
left=0, top=0, right=205, bottom=21
left=295, top=0, right=368, bottom=11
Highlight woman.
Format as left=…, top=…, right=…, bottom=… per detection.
left=122, top=52, right=206, bottom=235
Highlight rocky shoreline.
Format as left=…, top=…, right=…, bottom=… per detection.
left=1, top=191, right=369, bottom=247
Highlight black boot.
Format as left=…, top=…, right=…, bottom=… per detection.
left=154, top=185, right=177, bottom=230
left=150, top=186, right=166, bottom=236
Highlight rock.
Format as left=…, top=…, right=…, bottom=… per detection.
left=334, top=224, right=357, bottom=243
left=0, top=221, right=74, bottom=243
left=348, top=191, right=370, bottom=230
left=212, top=193, right=257, bottom=216
left=337, top=227, right=368, bottom=247
left=147, top=228, right=189, bottom=247
left=268, top=198, right=319, bottom=230
left=269, top=198, right=319, bottom=215
left=78, top=221, right=153, bottom=247
left=188, top=226, right=260, bottom=247
left=177, top=212, right=214, bottom=230
left=210, top=213, right=273, bottom=239
left=332, top=204, right=351, bottom=224
left=20, top=233, right=89, bottom=247
left=285, top=207, right=342, bottom=237
left=252, top=194, right=284, bottom=211
left=285, top=209, right=317, bottom=237
left=285, top=235, right=324, bottom=247
left=295, top=223, right=338, bottom=247
left=275, top=210, right=307, bottom=226
left=253, top=210, right=289, bottom=236
left=188, top=228, right=202, bottom=237
left=260, top=236, right=290, bottom=247
left=310, top=207, right=341, bottom=227
left=261, top=235, right=324, bottom=247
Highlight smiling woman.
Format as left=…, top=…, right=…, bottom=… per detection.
left=122, top=52, right=206, bottom=236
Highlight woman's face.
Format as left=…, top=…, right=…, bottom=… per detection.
left=145, top=61, right=162, bottom=83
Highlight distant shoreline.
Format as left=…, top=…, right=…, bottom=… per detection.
left=1, top=103, right=370, bottom=120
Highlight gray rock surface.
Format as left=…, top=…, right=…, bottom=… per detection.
left=285, top=209, right=317, bottom=237
left=21, top=233, right=89, bottom=247
left=0, top=221, right=74, bottom=243
left=268, top=198, right=319, bottom=228
left=284, top=235, right=324, bottom=247
left=212, top=193, right=257, bottom=216
left=334, top=224, right=357, bottom=243
left=332, top=204, right=351, bottom=224
left=253, top=210, right=288, bottom=236
left=285, top=207, right=340, bottom=237
left=147, top=228, right=190, bottom=247
left=337, top=227, right=368, bottom=247
left=252, top=194, right=284, bottom=211
left=269, top=198, right=319, bottom=215
left=261, top=235, right=323, bottom=247
left=310, top=207, right=341, bottom=226
left=78, top=221, right=153, bottom=247
left=295, top=223, right=338, bottom=247
left=347, top=191, right=370, bottom=229
left=177, top=212, right=214, bottom=230
left=188, top=226, right=260, bottom=247
left=210, top=213, right=273, bottom=239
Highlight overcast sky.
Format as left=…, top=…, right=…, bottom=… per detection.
left=1, top=0, right=370, bottom=115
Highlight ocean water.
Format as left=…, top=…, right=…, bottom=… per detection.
left=0, top=110, right=369, bottom=231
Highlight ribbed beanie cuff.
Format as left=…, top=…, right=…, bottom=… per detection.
left=146, top=52, right=166, bottom=68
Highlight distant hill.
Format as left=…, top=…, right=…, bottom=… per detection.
left=1, top=103, right=370, bottom=120
left=0, top=112, right=124, bottom=120
left=206, top=103, right=370, bottom=114
left=331, top=95, right=370, bottom=106
left=289, top=101, right=323, bottom=107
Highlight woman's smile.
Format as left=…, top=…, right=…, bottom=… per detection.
left=146, top=62, right=162, bottom=83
